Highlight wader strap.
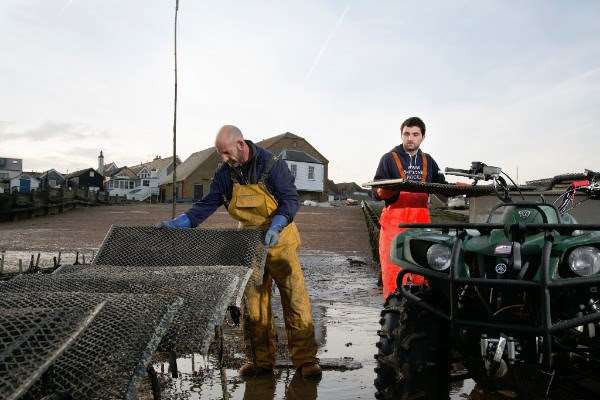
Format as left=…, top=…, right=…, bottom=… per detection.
left=259, top=154, right=278, bottom=184
left=391, top=150, right=429, bottom=182
left=421, top=152, right=428, bottom=182
left=391, top=151, right=406, bottom=179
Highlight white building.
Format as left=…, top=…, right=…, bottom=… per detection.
left=129, top=156, right=179, bottom=201
left=105, top=166, right=137, bottom=197
left=0, top=157, right=23, bottom=193
left=10, top=173, right=40, bottom=193
left=100, top=151, right=180, bottom=201
left=280, top=149, right=324, bottom=193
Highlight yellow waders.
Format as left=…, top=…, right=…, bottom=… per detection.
left=227, top=180, right=318, bottom=369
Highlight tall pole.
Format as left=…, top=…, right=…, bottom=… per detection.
left=171, top=0, right=179, bottom=218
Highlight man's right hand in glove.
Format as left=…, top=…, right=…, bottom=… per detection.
left=375, top=187, right=398, bottom=200
left=157, top=213, right=192, bottom=229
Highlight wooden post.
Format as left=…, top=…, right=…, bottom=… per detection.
left=171, top=0, right=180, bottom=218
left=0, top=251, right=4, bottom=275
left=18, top=259, right=23, bottom=274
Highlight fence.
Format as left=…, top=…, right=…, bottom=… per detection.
left=360, top=201, right=382, bottom=286
left=0, top=188, right=128, bottom=222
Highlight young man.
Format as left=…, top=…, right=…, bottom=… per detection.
left=373, top=117, right=446, bottom=299
left=160, top=125, right=321, bottom=379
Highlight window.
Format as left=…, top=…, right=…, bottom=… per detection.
left=143, top=180, right=150, bottom=187
left=308, top=166, right=315, bottom=180
left=89, top=171, right=95, bottom=177
left=119, top=181, right=125, bottom=189
left=49, top=179, right=56, bottom=187
left=129, top=181, right=134, bottom=189
left=289, top=164, right=297, bottom=178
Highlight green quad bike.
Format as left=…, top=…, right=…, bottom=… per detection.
left=372, top=162, right=600, bottom=400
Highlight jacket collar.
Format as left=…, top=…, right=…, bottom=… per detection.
left=394, top=144, right=422, bottom=157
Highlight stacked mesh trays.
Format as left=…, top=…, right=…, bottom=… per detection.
left=0, top=226, right=267, bottom=400
left=0, top=292, right=182, bottom=400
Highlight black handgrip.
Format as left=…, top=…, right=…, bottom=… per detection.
left=445, top=167, right=471, bottom=174
left=586, top=169, right=600, bottom=180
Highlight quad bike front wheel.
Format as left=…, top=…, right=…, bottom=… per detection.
left=374, top=286, right=450, bottom=400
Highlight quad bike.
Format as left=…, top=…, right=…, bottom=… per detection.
left=370, top=163, right=600, bottom=399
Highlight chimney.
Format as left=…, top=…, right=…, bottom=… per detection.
left=98, top=150, right=104, bottom=174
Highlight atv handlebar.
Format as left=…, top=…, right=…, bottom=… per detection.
left=586, top=169, right=600, bottom=180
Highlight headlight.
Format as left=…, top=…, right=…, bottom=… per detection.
left=568, top=246, right=600, bottom=277
left=426, top=244, right=452, bottom=271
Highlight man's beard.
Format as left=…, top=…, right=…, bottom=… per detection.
left=227, top=148, right=244, bottom=167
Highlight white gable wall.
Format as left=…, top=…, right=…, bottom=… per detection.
left=285, top=161, right=323, bottom=192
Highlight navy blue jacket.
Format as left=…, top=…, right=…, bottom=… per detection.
left=373, top=145, right=445, bottom=204
left=184, top=141, right=299, bottom=227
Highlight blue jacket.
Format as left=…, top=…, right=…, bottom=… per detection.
left=373, top=145, right=445, bottom=203
left=184, top=141, right=299, bottom=227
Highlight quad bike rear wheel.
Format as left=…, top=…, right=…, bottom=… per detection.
left=374, top=287, right=450, bottom=400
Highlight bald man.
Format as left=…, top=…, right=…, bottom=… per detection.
left=160, top=125, right=321, bottom=379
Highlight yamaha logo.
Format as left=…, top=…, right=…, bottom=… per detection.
left=518, top=210, right=532, bottom=219
left=495, top=263, right=508, bottom=274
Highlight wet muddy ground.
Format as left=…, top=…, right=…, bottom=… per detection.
left=0, top=203, right=501, bottom=399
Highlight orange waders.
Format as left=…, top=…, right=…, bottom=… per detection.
left=378, top=151, right=431, bottom=300
left=227, top=173, right=318, bottom=369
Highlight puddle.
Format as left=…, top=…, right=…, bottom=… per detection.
left=149, top=250, right=511, bottom=399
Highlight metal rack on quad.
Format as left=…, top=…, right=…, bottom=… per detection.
left=367, top=162, right=600, bottom=400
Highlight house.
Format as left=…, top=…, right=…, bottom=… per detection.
left=258, top=132, right=329, bottom=201
left=160, top=132, right=329, bottom=202
left=280, top=149, right=324, bottom=198
left=161, top=147, right=219, bottom=202
left=129, top=156, right=180, bottom=201
left=331, top=182, right=372, bottom=201
left=39, top=169, right=65, bottom=190
left=64, top=168, right=104, bottom=191
left=0, top=157, right=23, bottom=193
left=9, top=173, right=40, bottom=193
left=105, top=166, right=138, bottom=196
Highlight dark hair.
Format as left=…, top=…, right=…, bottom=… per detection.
left=400, top=116, right=426, bottom=136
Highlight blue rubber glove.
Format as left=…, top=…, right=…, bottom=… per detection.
left=264, top=215, right=287, bottom=247
left=157, top=213, right=192, bottom=229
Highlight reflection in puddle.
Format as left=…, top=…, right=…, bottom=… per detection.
left=151, top=251, right=493, bottom=399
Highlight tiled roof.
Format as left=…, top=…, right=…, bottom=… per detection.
left=279, top=149, right=322, bottom=164
left=164, top=148, right=216, bottom=183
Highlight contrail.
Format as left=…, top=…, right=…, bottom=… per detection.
left=304, top=4, right=350, bottom=83
left=59, top=0, right=74, bottom=15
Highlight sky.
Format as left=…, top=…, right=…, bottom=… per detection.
left=1, top=0, right=599, bottom=184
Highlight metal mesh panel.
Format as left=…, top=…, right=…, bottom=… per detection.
left=0, top=304, right=102, bottom=400
left=54, top=264, right=253, bottom=308
left=0, top=292, right=181, bottom=400
left=3, top=271, right=239, bottom=354
left=93, top=226, right=267, bottom=271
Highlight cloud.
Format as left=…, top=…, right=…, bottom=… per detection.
left=0, top=121, right=108, bottom=142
